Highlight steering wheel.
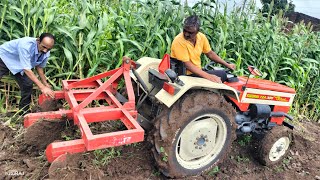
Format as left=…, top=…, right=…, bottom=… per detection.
left=204, top=61, right=233, bottom=73
left=203, top=61, right=238, bottom=82
left=203, top=61, right=216, bottom=71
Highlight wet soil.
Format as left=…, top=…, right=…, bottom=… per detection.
left=30, top=99, right=61, bottom=113
left=24, top=120, right=66, bottom=149
left=0, top=116, right=319, bottom=179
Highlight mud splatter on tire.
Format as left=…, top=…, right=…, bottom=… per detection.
left=150, top=90, right=236, bottom=178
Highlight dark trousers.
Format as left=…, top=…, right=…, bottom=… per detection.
left=190, top=70, right=227, bottom=82
left=0, top=58, right=33, bottom=112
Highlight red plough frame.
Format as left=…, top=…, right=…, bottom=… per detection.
left=24, top=59, right=144, bottom=162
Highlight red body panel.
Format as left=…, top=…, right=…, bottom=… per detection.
left=225, top=76, right=295, bottom=94
left=225, top=76, right=295, bottom=124
left=158, top=54, right=170, bottom=74
left=270, top=106, right=291, bottom=125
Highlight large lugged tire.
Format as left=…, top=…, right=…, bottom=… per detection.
left=257, top=126, right=292, bottom=166
left=150, top=90, right=236, bottom=178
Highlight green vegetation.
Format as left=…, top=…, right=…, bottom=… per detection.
left=274, top=165, right=285, bottom=172
left=208, top=166, right=220, bottom=176
left=152, top=170, right=161, bottom=177
left=238, top=134, right=252, bottom=146
left=61, top=134, right=72, bottom=141
left=159, top=146, right=168, bottom=162
left=282, top=156, right=292, bottom=165
left=230, top=154, right=250, bottom=163
left=260, top=0, right=295, bottom=15
left=0, top=0, right=319, bottom=121
left=236, top=155, right=250, bottom=163
left=93, top=148, right=121, bottom=166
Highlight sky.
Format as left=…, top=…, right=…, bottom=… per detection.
left=186, top=0, right=320, bottom=19
left=293, top=0, right=320, bottom=18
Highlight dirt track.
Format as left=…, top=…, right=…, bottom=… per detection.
left=0, top=117, right=319, bottom=180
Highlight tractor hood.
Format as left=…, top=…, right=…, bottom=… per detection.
left=226, top=77, right=296, bottom=94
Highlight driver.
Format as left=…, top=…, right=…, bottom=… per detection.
left=170, top=15, right=236, bottom=83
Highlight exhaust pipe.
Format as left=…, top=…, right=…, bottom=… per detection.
left=270, top=112, right=294, bottom=129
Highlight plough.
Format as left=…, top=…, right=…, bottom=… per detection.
left=24, top=57, right=144, bottom=163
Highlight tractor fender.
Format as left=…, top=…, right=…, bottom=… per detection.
left=155, top=76, right=240, bottom=108
left=130, top=57, right=161, bottom=92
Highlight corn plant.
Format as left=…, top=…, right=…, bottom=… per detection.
left=0, top=0, right=320, bottom=121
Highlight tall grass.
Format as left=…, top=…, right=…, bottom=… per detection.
left=0, top=0, right=319, bottom=122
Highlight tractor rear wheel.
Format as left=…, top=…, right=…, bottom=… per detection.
left=150, top=91, right=236, bottom=178
left=257, top=126, right=292, bottom=166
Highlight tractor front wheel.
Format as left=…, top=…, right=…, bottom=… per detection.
left=257, top=126, right=292, bottom=166
left=150, top=91, right=236, bottom=178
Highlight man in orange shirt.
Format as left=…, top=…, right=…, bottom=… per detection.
left=171, top=15, right=235, bottom=83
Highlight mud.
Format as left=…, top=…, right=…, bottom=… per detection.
left=31, top=99, right=62, bottom=113
left=48, top=153, right=104, bottom=180
left=0, top=118, right=319, bottom=179
left=24, top=120, right=66, bottom=149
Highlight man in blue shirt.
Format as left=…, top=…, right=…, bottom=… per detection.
left=0, top=33, right=55, bottom=114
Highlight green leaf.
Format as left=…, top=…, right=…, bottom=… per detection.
left=6, top=15, right=23, bottom=25
left=62, top=47, right=73, bottom=68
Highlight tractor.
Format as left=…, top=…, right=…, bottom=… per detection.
left=23, top=55, right=295, bottom=178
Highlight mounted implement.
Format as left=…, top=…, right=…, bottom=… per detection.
left=24, top=57, right=144, bottom=162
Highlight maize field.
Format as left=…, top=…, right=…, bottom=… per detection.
left=0, top=0, right=319, bottom=122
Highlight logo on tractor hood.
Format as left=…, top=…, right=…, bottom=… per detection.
left=245, top=93, right=290, bottom=102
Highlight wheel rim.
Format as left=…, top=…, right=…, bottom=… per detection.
left=176, top=114, right=227, bottom=169
left=268, top=137, right=290, bottom=162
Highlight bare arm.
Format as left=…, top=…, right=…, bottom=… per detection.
left=184, top=61, right=221, bottom=83
left=205, top=50, right=235, bottom=70
left=23, top=69, right=54, bottom=98
left=36, top=66, right=51, bottom=87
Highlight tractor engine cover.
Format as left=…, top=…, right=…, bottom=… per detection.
left=249, top=104, right=271, bottom=119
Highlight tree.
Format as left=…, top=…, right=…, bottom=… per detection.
left=260, top=0, right=295, bottom=15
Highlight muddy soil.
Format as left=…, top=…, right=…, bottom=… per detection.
left=0, top=117, right=319, bottom=180
left=30, top=99, right=62, bottom=113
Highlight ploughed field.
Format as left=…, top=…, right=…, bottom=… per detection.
left=0, top=112, right=319, bottom=180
